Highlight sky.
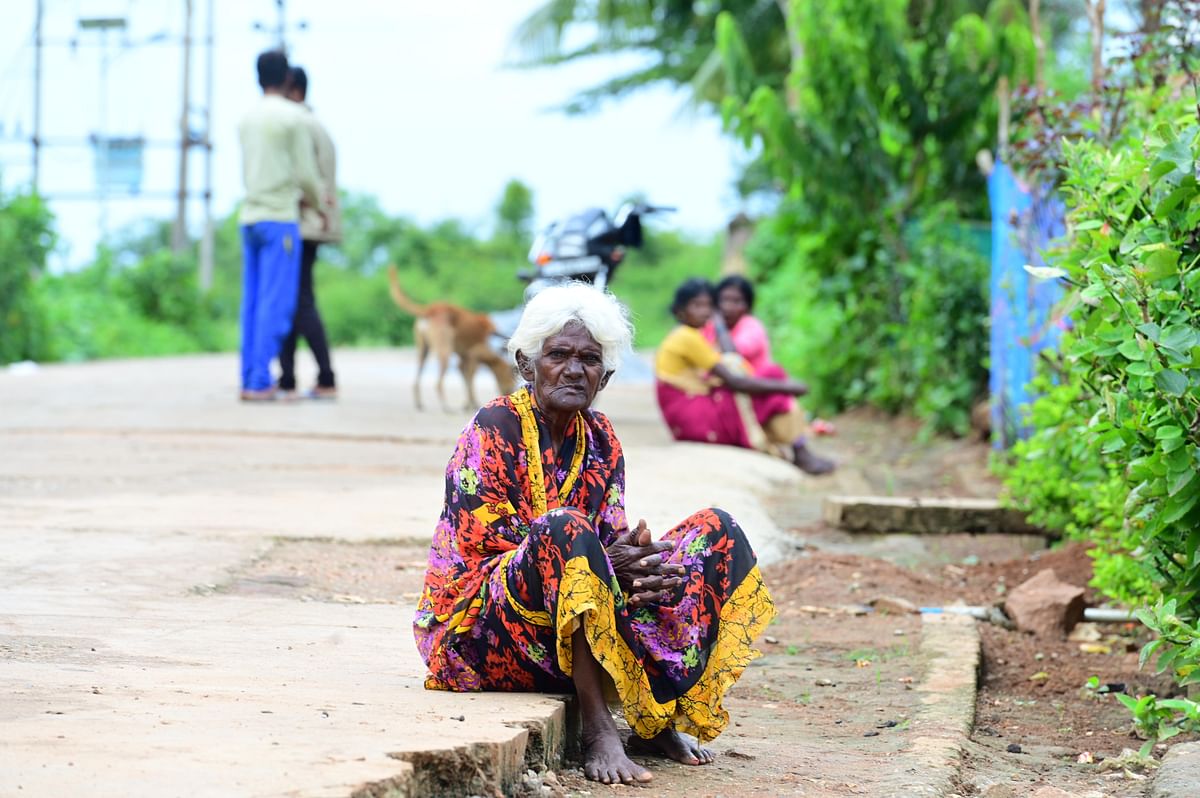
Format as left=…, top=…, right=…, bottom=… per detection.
left=0, top=0, right=747, bottom=269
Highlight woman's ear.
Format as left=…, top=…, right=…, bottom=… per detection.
left=599, top=371, right=614, bottom=391
left=516, top=352, right=535, bottom=382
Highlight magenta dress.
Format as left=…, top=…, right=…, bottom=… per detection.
left=702, top=315, right=797, bottom=413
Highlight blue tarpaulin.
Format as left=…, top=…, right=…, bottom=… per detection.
left=987, top=160, right=1066, bottom=448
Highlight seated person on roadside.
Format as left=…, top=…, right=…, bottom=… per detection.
left=703, top=275, right=786, bottom=377
left=655, top=278, right=834, bottom=475
left=414, top=284, right=776, bottom=786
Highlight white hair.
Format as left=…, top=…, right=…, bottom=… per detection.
left=507, top=283, right=633, bottom=372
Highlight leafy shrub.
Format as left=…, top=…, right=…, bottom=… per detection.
left=1005, top=93, right=1200, bottom=732
left=0, top=191, right=56, bottom=363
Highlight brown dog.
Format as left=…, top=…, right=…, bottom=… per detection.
left=387, top=265, right=516, bottom=411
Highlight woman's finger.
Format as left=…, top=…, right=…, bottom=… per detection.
left=638, top=553, right=661, bottom=568
left=628, top=589, right=662, bottom=607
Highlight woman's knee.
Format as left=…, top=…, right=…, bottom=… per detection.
left=703, top=507, right=749, bottom=548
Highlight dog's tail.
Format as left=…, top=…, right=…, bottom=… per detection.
left=386, top=264, right=427, bottom=317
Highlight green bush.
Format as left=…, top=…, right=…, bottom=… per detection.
left=0, top=191, right=56, bottom=363
left=1003, top=91, right=1200, bottom=733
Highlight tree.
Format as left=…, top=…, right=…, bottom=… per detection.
left=709, top=0, right=1035, bottom=431
left=495, top=179, right=535, bottom=247
left=510, top=0, right=790, bottom=114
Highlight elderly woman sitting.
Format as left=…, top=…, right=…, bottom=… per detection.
left=414, top=284, right=775, bottom=785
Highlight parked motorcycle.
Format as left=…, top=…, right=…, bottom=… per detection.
left=491, top=202, right=675, bottom=343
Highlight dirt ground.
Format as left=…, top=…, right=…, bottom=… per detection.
left=219, top=409, right=1190, bottom=797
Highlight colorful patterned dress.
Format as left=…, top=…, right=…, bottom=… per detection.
left=413, top=386, right=776, bottom=743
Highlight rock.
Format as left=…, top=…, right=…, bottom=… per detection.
left=1006, top=743, right=1023, bottom=754
left=869, top=596, right=919, bottom=615
left=1067, top=622, right=1102, bottom=642
left=1003, top=569, right=1086, bottom=637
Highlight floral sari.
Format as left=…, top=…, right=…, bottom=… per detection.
left=413, top=386, right=775, bottom=742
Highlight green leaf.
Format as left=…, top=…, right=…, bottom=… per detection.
left=1119, top=340, right=1145, bottom=360
left=1157, top=425, right=1184, bottom=440
left=1151, top=160, right=1178, bottom=181
left=1156, top=185, right=1194, bottom=217
left=1128, top=361, right=1155, bottom=377
left=1024, top=264, right=1068, bottom=281
left=1101, top=433, right=1127, bottom=454
left=1143, top=248, right=1182, bottom=281
left=1138, top=323, right=1163, bottom=342
left=1161, top=326, right=1199, bottom=352
left=1169, top=468, right=1197, bottom=497
left=1155, top=369, right=1190, bottom=397
left=1074, top=219, right=1104, bottom=231
left=1162, top=435, right=1187, bottom=453
left=1162, top=491, right=1200, bottom=524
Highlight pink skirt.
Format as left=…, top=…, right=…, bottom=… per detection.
left=655, top=378, right=794, bottom=449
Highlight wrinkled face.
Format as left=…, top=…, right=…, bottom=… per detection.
left=676, top=292, right=714, bottom=329
left=518, top=321, right=611, bottom=415
left=717, top=285, right=749, bottom=328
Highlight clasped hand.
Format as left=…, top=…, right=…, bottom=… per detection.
left=606, top=519, right=685, bottom=607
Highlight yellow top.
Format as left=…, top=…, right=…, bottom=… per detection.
left=654, top=325, right=722, bottom=395
left=238, top=95, right=323, bottom=226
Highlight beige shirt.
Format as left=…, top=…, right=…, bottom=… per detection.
left=297, top=104, right=341, bottom=243
left=238, top=94, right=323, bottom=226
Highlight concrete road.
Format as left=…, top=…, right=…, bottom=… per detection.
left=0, top=350, right=835, bottom=797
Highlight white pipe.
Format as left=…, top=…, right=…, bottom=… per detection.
left=918, top=606, right=1137, bottom=623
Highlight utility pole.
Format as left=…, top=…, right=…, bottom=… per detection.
left=254, top=0, right=306, bottom=54
left=172, top=0, right=194, bottom=254
left=199, top=0, right=215, bottom=290
left=79, top=16, right=127, bottom=240
left=275, top=0, right=287, bottom=51
left=33, top=0, right=44, bottom=193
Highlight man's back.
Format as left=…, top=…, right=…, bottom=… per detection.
left=239, top=95, right=319, bottom=226
left=297, top=106, right=341, bottom=243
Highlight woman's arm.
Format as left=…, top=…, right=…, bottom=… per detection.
left=712, top=361, right=808, bottom=396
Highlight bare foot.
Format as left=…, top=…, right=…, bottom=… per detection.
left=628, top=728, right=715, bottom=765
left=582, top=724, right=653, bottom=784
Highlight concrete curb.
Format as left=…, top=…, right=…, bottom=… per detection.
left=352, top=698, right=577, bottom=797
left=823, top=495, right=1048, bottom=536
left=1152, top=740, right=1200, bottom=798
left=880, top=613, right=981, bottom=796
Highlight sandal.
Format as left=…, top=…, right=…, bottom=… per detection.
left=306, top=386, right=338, bottom=401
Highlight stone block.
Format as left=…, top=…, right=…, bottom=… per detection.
left=822, top=495, right=1048, bottom=536
left=1003, top=569, right=1086, bottom=637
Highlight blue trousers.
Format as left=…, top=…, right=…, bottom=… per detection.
left=240, top=221, right=301, bottom=391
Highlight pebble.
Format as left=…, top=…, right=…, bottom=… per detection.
left=863, top=731, right=880, bottom=737
left=1006, top=743, right=1023, bottom=754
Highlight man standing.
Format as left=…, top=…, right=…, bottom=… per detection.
left=277, top=65, right=340, bottom=399
left=237, top=50, right=324, bottom=402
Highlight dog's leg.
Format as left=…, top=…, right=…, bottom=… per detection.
left=460, top=353, right=479, bottom=410
left=430, top=324, right=454, bottom=413
left=413, top=320, right=428, bottom=411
